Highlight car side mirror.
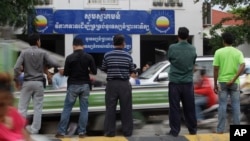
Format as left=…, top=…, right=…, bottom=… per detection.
left=158, top=72, right=168, bottom=81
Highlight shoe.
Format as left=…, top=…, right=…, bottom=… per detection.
left=55, top=133, right=65, bottom=138
left=166, top=132, right=178, bottom=137
left=79, top=133, right=86, bottom=138
left=212, top=130, right=224, bottom=134
left=26, top=125, right=38, bottom=134
left=189, top=132, right=197, bottom=135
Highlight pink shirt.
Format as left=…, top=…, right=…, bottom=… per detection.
left=0, top=107, right=26, bottom=141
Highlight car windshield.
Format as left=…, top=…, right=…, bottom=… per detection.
left=138, top=61, right=168, bottom=79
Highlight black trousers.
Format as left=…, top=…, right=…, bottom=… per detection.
left=104, top=80, right=133, bottom=136
left=168, top=82, right=197, bottom=136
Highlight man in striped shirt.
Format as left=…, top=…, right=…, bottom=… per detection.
left=100, top=34, right=135, bottom=137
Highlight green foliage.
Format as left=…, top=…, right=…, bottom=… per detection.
left=202, top=0, right=250, bottom=9
left=0, top=0, right=35, bottom=33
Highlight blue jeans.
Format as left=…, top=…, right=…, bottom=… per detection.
left=217, top=82, right=240, bottom=132
left=57, top=84, right=89, bottom=134
left=195, top=95, right=207, bottom=121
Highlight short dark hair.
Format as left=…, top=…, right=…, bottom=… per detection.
left=73, top=38, right=84, bottom=46
left=28, top=33, right=40, bottom=46
left=222, top=32, right=234, bottom=45
left=178, top=27, right=189, bottom=40
left=113, top=34, right=125, bottom=46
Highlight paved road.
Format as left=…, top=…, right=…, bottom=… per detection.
left=133, top=114, right=222, bottom=135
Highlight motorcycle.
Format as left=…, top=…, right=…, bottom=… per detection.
left=196, top=103, right=219, bottom=130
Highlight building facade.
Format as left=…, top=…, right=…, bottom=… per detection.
left=33, top=0, right=203, bottom=68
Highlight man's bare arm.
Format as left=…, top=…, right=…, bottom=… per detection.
left=229, top=63, right=245, bottom=85
left=213, top=66, right=219, bottom=94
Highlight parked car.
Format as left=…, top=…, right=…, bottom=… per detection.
left=139, top=56, right=250, bottom=86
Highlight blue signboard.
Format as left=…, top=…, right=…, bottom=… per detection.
left=29, top=9, right=175, bottom=35
left=75, top=34, right=132, bottom=53
left=54, top=10, right=150, bottom=34
left=30, top=8, right=54, bottom=34
left=150, top=10, right=175, bottom=34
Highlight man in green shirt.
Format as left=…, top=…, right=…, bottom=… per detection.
left=167, top=27, right=197, bottom=137
left=213, top=32, right=245, bottom=134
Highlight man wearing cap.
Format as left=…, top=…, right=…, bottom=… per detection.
left=55, top=38, right=97, bottom=138
left=52, top=67, right=68, bottom=90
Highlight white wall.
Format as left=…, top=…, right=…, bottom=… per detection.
left=131, top=35, right=140, bottom=67
left=53, top=0, right=84, bottom=9
left=174, top=1, right=203, bottom=55
left=238, top=43, right=250, bottom=57
left=64, top=34, right=73, bottom=57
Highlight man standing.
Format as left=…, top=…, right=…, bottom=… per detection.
left=55, top=38, right=97, bottom=138
left=167, top=27, right=197, bottom=137
left=100, top=34, right=135, bottom=137
left=13, top=33, right=60, bottom=134
left=213, top=32, right=245, bottom=134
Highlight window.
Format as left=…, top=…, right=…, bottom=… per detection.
left=203, top=2, right=211, bottom=25
left=88, top=0, right=118, bottom=5
left=152, top=0, right=183, bottom=7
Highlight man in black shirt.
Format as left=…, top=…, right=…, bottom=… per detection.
left=55, top=38, right=97, bottom=138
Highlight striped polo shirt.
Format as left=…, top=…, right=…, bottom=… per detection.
left=101, top=48, right=135, bottom=81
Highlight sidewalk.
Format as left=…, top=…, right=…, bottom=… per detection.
left=43, top=133, right=229, bottom=141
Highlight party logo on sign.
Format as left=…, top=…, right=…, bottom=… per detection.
left=150, top=10, right=175, bottom=34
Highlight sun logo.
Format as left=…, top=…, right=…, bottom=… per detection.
left=34, top=15, right=48, bottom=33
left=155, top=16, right=170, bottom=33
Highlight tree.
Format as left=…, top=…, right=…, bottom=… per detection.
left=196, top=0, right=250, bottom=54
left=0, top=0, right=37, bottom=38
